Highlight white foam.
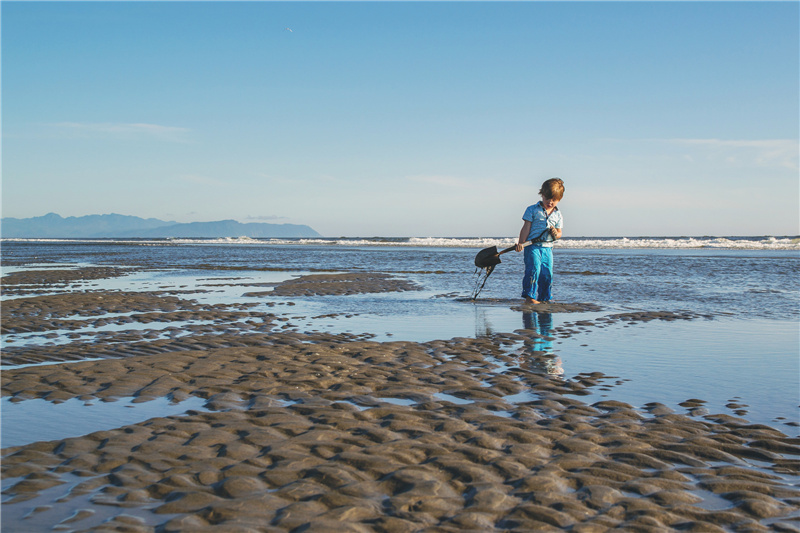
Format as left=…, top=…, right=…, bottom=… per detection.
left=3, top=236, right=798, bottom=250
left=209, top=236, right=800, bottom=250
left=556, top=236, right=800, bottom=250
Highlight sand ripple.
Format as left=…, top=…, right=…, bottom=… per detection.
left=3, top=333, right=800, bottom=531
left=2, top=268, right=799, bottom=531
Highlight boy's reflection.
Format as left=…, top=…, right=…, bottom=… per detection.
left=520, top=311, right=563, bottom=377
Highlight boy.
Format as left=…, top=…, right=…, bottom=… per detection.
left=514, top=178, right=564, bottom=304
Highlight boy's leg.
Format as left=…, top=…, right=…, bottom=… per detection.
left=522, top=246, right=542, bottom=299
left=536, top=248, right=554, bottom=302
left=521, top=247, right=533, bottom=298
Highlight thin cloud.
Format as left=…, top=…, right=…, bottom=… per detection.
left=52, top=122, right=190, bottom=142
left=664, top=138, right=798, bottom=170
left=406, top=175, right=479, bottom=188
left=176, top=174, right=226, bottom=187
left=245, top=215, right=288, bottom=222
left=597, top=137, right=798, bottom=171
left=256, top=172, right=340, bottom=185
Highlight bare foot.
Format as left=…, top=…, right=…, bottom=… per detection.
left=523, top=298, right=540, bottom=304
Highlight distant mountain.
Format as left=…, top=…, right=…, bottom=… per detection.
left=1, top=213, right=321, bottom=239
left=1, top=213, right=176, bottom=238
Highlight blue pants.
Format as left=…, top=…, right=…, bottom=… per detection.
left=522, top=246, right=553, bottom=301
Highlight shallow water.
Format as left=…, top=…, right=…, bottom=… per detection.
left=546, top=316, right=799, bottom=428
left=4, top=311, right=796, bottom=446
left=2, top=241, right=798, bottom=443
left=0, top=471, right=175, bottom=530
left=4, top=240, right=798, bottom=319
left=1, top=396, right=209, bottom=449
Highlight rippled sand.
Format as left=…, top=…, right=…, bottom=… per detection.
left=2, top=268, right=799, bottom=531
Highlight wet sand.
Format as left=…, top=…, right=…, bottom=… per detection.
left=2, top=268, right=799, bottom=531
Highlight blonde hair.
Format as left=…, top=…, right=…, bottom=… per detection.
left=539, top=178, right=565, bottom=200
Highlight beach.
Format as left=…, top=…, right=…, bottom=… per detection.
left=2, top=239, right=799, bottom=531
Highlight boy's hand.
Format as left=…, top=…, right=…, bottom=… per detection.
left=514, top=243, right=523, bottom=252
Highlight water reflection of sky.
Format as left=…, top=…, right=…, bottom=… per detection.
left=548, top=317, right=799, bottom=431
left=1, top=396, right=209, bottom=449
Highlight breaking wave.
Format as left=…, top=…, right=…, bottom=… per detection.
left=3, top=235, right=799, bottom=250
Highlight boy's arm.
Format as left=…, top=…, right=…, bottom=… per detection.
left=550, top=213, right=563, bottom=240
left=515, top=221, right=532, bottom=252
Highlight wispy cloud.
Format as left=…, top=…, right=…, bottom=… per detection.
left=52, top=122, right=190, bottom=142
left=255, top=172, right=341, bottom=186
left=406, top=175, right=479, bottom=188
left=244, top=215, right=288, bottom=222
left=176, top=174, right=226, bottom=187
left=596, top=137, right=799, bottom=171
left=664, top=138, right=798, bottom=170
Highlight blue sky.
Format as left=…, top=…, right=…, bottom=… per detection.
left=3, top=1, right=798, bottom=237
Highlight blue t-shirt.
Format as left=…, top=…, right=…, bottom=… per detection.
left=523, top=202, right=563, bottom=248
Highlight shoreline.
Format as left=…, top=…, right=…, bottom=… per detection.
left=3, top=234, right=799, bottom=251
left=2, top=266, right=799, bottom=531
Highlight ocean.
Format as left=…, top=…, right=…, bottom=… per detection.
left=2, top=236, right=798, bottom=441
